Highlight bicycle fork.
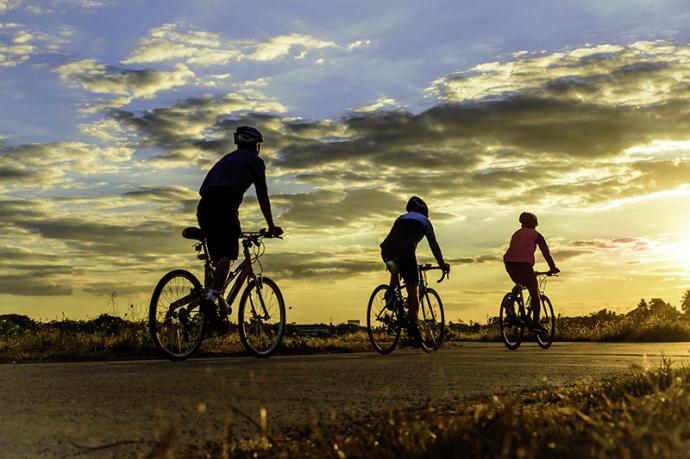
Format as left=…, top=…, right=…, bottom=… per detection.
left=247, top=274, right=271, bottom=320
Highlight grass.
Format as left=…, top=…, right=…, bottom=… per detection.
left=447, top=314, right=690, bottom=343
left=2, top=305, right=690, bottom=363
left=151, top=361, right=690, bottom=458
left=0, top=314, right=379, bottom=363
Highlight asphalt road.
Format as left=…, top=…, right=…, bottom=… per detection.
left=2, top=342, right=690, bottom=458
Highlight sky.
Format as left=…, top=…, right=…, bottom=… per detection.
left=1, top=0, right=689, bottom=324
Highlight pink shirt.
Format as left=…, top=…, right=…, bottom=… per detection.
left=503, top=227, right=555, bottom=268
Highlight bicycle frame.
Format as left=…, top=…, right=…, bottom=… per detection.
left=197, top=233, right=272, bottom=320
left=386, top=264, right=445, bottom=319
left=512, top=273, right=551, bottom=320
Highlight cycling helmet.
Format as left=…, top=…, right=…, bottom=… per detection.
left=406, top=196, right=429, bottom=218
left=234, top=126, right=264, bottom=144
left=519, top=212, right=538, bottom=228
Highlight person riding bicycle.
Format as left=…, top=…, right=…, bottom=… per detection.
left=380, top=196, right=450, bottom=341
left=503, top=212, right=559, bottom=334
left=196, top=125, right=283, bottom=333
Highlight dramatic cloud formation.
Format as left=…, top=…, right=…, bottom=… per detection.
left=0, top=0, right=688, bottom=322
left=0, top=22, right=70, bottom=66
left=122, top=24, right=338, bottom=66
left=55, top=59, right=195, bottom=100
left=427, top=41, right=690, bottom=107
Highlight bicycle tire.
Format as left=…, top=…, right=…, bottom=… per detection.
left=367, top=284, right=401, bottom=354
left=149, top=269, right=205, bottom=361
left=536, top=295, right=555, bottom=349
left=419, top=288, right=445, bottom=352
left=499, top=292, right=523, bottom=350
left=238, top=276, right=286, bottom=358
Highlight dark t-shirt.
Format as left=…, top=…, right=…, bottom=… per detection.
left=380, top=212, right=445, bottom=266
left=199, top=147, right=268, bottom=201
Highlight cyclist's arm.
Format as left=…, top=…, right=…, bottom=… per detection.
left=254, top=162, right=276, bottom=229
left=536, top=233, right=557, bottom=272
left=424, top=220, right=446, bottom=268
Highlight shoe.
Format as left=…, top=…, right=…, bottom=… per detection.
left=529, top=321, right=548, bottom=335
left=201, top=297, right=229, bottom=337
left=406, top=319, right=422, bottom=346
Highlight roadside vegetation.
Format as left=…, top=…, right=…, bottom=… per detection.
left=114, top=361, right=690, bottom=458
left=1, top=290, right=689, bottom=363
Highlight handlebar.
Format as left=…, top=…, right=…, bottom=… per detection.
left=535, top=271, right=558, bottom=277
left=419, top=264, right=450, bottom=283
left=240, top=229, right=283, bottom=240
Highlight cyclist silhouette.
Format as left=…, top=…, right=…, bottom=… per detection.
left=380, top=196, right=450, bottom=341
left=503, top=212, right=559, bottom=334
left=196, top=126, right=283, bottom=332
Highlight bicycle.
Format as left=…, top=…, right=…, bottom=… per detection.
left=499, top=271, right=557, bottom=350
left=367, top=263, right=448, bottom=354
left=149, top=227, right=286, bottom=360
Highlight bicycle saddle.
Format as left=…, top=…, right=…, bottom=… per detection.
left=182, top=227, right=205, bottom=241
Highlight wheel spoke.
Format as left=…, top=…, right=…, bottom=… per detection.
left=367, top=285, right=401, bottom=354
left=240, top=278, right=285, bottom=356
left=150, top=271, right=204, bottom=360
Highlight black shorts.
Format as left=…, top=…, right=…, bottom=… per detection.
left=196, top=192, right=242, bottom=262
left=381, top=250, right=419, bottom=285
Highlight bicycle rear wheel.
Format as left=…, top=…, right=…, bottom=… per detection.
left=499, top=292, right=523, bottom=350
left=367, top=285, right=401, bottom=354
left=419, top=288, right=445, bottom=352
left=238, top=276, right=286, bottom=357
left=149, top=269, right=205, bottom=361
left=536, top=295, right=555, bottom=349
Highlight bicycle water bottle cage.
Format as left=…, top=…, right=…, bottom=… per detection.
left=385, top=260, right=398, bottom=274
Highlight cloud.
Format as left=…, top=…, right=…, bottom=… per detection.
left=347, top=40, right=371, bottom=51
left=123, top=24, right=338, bottom=67
left=0, top=22, right=70, bottom=66
left=427, top=41, right=690, bottom=107
left=262, top=250, right=381, bottom=280
left=0, top=141, right=134, bottom=190
left=0, top=272, right=73, bottom=296
left=55, top=59, right=195, bottom=100
left=0, top=0, right=20, bottom=14
left=274, top=188, right=407, bottom=229
left=110, top=94, right=286, bottom=163
left=353, top=96, right=401, bottom=113
left=23, top=0, right=104, bottom=14
left=245, top=33, right=336, bottom=61
left=105, top=37, right=690, bottom=210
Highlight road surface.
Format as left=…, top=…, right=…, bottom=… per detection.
left=1, top=342, right=689, bottom=458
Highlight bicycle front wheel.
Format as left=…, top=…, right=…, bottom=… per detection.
left=149, top=269, right=205, bottom=361
left=238, top=276, right=286, bottom=357
left=536, top=295, right=555, bottom=349
left=367, top=285, right=401, bottom=354
left=499, top=292, right=523, bottom=350
left=419, top=288, right=445, bottom=352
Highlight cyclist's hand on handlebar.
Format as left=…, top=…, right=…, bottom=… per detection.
left=441, top=262, right=451, bottom=274
left=267, top=225, right=284, bottom=238
left=437, top=262, right=450, bottom=282
left=548, top=267, right=560, bottom=276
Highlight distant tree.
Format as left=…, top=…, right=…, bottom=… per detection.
left=681, top=289, right=690, bottom=317
left=648, top=298, right=679, bottom=320
left=627, top=299, right=649, bottom=319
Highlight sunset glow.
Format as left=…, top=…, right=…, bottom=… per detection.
left=0, top=0, right=689, bottom=324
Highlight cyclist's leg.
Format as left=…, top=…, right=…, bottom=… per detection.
left=198, top=198, right=241, bottom=292
left=405, top=282, right=419, bottom=319
left=506, top=262, right=540, bottom=321
left=525, top=273, right=540, bottom=321
left=397, top=255, right=420, bottom=332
